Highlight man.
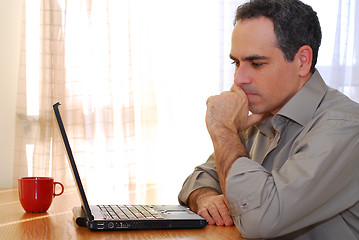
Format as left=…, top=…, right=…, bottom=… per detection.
left=178, top=0, right=359, bottom=239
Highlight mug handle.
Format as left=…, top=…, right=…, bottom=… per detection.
left=53, top=182, right=64, bottom=197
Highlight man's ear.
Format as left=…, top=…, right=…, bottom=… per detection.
left=297, top=45, right=313, bottom=77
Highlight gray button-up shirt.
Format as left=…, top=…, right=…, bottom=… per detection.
left=178, top=71, right=359, bottom=239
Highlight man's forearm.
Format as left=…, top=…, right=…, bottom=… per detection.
left=211, top=131, right=248, bottom=195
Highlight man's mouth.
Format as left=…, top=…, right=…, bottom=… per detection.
left=245, top=93, right=257, bottom=97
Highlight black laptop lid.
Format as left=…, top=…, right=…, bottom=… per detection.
left=53, top=102, right=94, bottom=221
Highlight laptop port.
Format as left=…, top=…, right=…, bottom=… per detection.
left=108, top=222, right=114, bottom=229
left=97, top=223, right=105, bottom=229
left=115, top=222, right=129, bottom=229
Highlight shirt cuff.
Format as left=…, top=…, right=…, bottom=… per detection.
left=226, top=157, right=270, bottom=216
left=178, top=171, right=222, bottom=205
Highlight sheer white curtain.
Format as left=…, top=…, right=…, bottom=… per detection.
left=13, top=0, right=359, bottom=204
left=328, top=0, right=359, bottom=102
left=14, top=0, right=240, bottom=204
left=304, top=0, right=359, bottom=103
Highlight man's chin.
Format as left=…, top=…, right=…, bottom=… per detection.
left=248, top=105, right=261, bottom=114
left=249, top=106, right=273, bottom=116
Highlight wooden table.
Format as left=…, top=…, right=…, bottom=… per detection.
left=0, top=188, right=260, bottom=239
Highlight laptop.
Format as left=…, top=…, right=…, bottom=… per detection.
left=53, top=102, right=207, bottom=231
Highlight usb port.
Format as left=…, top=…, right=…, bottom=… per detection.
left=97, top=223, right=105, bottom=229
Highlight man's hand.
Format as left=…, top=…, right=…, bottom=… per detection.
left=205, top=84, right=266, bottom=193
left=188, top=188, right=233, bottom=226
left=206, top=84, right=265, bottom=136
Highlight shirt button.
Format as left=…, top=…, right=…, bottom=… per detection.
left=241, top=203, right=248, bottom=209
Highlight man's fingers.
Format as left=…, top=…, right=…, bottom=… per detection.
left=216, top=204, right=234, bottom=226
left=198, top=207, right=215, bottom=225
left=220, top=211, right=234, bottom=226
left=206, top=96, right=213, bottom=105
left=208, top=204, right=225, bottom=226
left=230, top=83, right=243, bottom=93
left=199, top=206, right=226, bottom=226
left=206, top=95, right=219, bottom=106
left=199, top=204, right=233, bottom=226
left=196, top=194, right=234, bottom=227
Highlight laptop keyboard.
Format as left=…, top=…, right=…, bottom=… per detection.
left=98, top=205, right=164, bottom=220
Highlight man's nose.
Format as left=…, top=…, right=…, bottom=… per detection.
left=234, top=67, right=250, bottom=86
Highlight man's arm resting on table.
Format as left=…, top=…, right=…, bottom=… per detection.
left=188, top=187, right=233, bottom=226
left=224, top=119, right=359, bottom=239
left=188, top=188, right=219, bottom=212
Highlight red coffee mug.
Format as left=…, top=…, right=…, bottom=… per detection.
left=18, top=177, right=64, bottom=213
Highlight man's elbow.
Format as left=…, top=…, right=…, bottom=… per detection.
left=234, top=214, right=280, bottom=239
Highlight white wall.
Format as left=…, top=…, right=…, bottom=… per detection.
left=0, top=0, right=22, bottom=188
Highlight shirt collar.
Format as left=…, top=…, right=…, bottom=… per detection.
left=276, top=70, right=328, bottom=126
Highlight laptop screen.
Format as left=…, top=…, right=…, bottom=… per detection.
left=53, top=102, right=94, bottom=221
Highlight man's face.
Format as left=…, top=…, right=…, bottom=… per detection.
left=230, top=17, right=304, bottom=115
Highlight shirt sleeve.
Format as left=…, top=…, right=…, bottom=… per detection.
left=225, top=117, right=359, bottom=239
left=178, top=154, right=222, bottom=205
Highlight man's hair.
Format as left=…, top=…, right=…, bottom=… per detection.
left=235, top=0, right=322, bottom=73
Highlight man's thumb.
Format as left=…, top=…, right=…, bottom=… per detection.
left=245, top=113, right=267, bottom=129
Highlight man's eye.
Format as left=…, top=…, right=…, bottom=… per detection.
left=231, top=61, right=240, bottom=67
left=252, top=62, right=264, bottom=67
